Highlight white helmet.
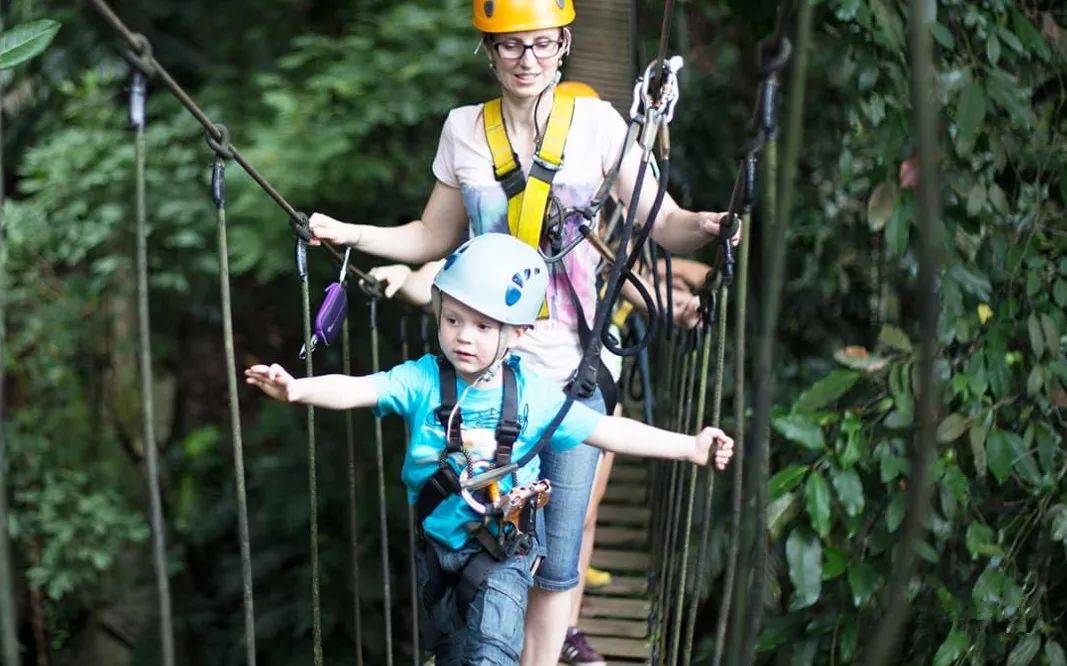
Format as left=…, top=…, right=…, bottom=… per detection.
left=433, top=233, right=549, bottom=326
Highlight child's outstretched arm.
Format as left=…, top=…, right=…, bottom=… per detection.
left=585, top=417, right=734, bottom=470
left=245, top=364, right=378, bottom=411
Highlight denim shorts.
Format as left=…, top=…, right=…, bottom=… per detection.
left=534, top=388, right=606, bottom=591
left=416, top=532, right=545, bottom=666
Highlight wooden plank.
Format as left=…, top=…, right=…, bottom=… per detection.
left=604, top=482, right=647, bottom=503
left=586, top=574, right=648, bottom=596
left=581, top=595, right=651, bottom=620
left=598, top=505, right=650, bottom=526
left=609, top=464, right=648, bottom=483
left=592, top=549, right=650, bottom=572
left=579, top=617, right=648, bottom=639
left=588, top=635, right=652, bottom=660
left=594, top=526, right=647, bottom=547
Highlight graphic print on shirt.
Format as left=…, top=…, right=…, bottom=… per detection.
left=422, top=403, right=531, bottom=464
left=460, top=181, right=600, bottom=331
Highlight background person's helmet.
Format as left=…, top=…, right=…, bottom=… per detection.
left=433, top=233, right=549, bottom=326
left=556, top=80, right=599, bottom=99
left=473, top=0, right=575, bottom=34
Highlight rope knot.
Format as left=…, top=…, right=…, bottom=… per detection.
left=205, top=122, right=235, bottom=161
left=124, top=33, right=157, bottom=79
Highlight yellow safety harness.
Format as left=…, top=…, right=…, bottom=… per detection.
left=483, top=92, right=576, bottom=249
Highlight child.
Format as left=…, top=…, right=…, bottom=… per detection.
left=245, top=233, right=733, bottom=665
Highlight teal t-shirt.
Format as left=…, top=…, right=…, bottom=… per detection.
left=372, top=353, right=603, bottom=549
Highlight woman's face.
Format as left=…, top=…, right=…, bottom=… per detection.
left=486, top=27, right=570, bottom=100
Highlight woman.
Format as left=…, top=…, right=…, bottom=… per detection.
left=307, top=1, right=732, bottom=663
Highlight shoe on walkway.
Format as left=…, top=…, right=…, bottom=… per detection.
left=560, top=627, right=607, bottom=666
left=585, top=566, right=612, bottom=589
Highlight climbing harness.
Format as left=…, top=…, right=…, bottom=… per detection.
left=299, top=248, right=353, bottom=358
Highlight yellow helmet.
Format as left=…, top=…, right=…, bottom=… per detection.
left=473, top=0, right=575, bottom=34
left=557, top=81, right=599, bottom=99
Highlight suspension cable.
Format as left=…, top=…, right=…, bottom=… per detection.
left=85, top=0, right=382, bottom=292
left=209, top=141, right=258, bottom=666
left=367, top=296, right=395, bottom=666
left=130, top=67, right=177, bottom=666
left=341, top=316, right=366, bottom=666
left=0, top=33, right=20, bottom=664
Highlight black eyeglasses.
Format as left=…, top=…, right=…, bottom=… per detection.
left=490, top=38, right=564, bottom=61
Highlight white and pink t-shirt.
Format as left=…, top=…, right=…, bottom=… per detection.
left=431, top=97, right=631, bottom=384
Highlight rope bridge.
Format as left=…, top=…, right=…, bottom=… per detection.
left=0, top=0, right=943, bottom=664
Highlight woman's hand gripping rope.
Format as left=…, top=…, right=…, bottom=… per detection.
left=691, top=428, right=735, bottom=470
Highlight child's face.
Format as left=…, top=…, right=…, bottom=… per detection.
left=437, top=294, right=513, bottom=381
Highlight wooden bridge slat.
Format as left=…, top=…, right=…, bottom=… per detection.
left=603, top=482, right=647, bottom=503
left=592, top=549, right=650, bottom=572
left=581, top=595, right=651, bottom=620
left=597, top=505, right=650, bottom=526
left=579, top=617, right=648, bottom=639
left=586, top=574, right=648, bottom=596
left=588, top=635, right=652, bottom=660
left=593, top=526, right=647, bottom=547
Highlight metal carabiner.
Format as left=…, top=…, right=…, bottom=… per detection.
left=459, top=461, right=503, bottom=516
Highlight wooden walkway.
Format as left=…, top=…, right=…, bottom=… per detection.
left=565, top=456, right=652, bottom=665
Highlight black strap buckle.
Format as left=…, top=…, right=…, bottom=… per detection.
left=497, top=163, right=526, bottom=199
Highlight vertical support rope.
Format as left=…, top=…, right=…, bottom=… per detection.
left=672, top=325, right=713, bottom=666
left=712, top=204, right=752, bottom=666
left=296, top=239, right=324, bottom=666
left=861, top=0, right=941, bottom=661
left=399, top=315, right=419, bottom=665
left=132, top=70, right=176, bottom=666
left=211, top=155, right=257, bottom=666
left=341, top=317, right=365, bottom=666
left=0, top=42, right=21, bottom=664
left=369, top=298, right=395, bottom=666
left=743, top=0, right=812, bottom=658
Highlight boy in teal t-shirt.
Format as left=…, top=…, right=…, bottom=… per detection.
left=246, top=233, right=734, bottom=665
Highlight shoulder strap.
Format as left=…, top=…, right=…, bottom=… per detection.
left=435, top=355, right=463, bottom=453
left=494, top=363, right=521, bottom=468
left=482, top=93, right=577, bottom=249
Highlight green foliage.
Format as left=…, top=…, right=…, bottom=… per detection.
left=739, top=0, right=1067, bottom=662
left=0, top=19, right=61, bottom=69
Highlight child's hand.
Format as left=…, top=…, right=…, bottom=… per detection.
left=245, top=363, right=300, bottom=402
left=369, top=264, right=413, bottom=298
left=692, top=427, right=734, bottom=470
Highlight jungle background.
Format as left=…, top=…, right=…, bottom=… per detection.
left=1, top=0, right=1066, bottom=663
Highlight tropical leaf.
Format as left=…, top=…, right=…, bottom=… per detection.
left=0, top=20, right=61, bottom=69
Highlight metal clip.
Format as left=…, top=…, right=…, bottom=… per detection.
left=338, top=247, right=352, bottom=284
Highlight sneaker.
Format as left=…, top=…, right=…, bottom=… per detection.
left=561, top=627, right=607, bottom=666
left=585, top=566, right=612, bottom=589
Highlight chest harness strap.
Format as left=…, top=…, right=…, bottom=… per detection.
left=415, top=357, right=522, bottom=535
left=484, top=93, right=576, bottom=319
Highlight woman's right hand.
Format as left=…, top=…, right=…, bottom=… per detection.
left=245, top=363, right=300, bottom=402
left=308, top=212, right=360, bottom=247
left=368, top=264, right=414, bottom=298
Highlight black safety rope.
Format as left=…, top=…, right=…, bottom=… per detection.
left=341, top=315, right=366, bottom=666
left=129, top=67, right=177, bottom=666
left=862, top=0, right=941, bottom=662
left=366, top=296, right=395, bottom=666
left=208, top=138, right=258, bottom=666
left=86, top=0, right=383, bottom=295
left=295, top=238, right=326, bottom=666
left=0, top=37, right=19, bottom=664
